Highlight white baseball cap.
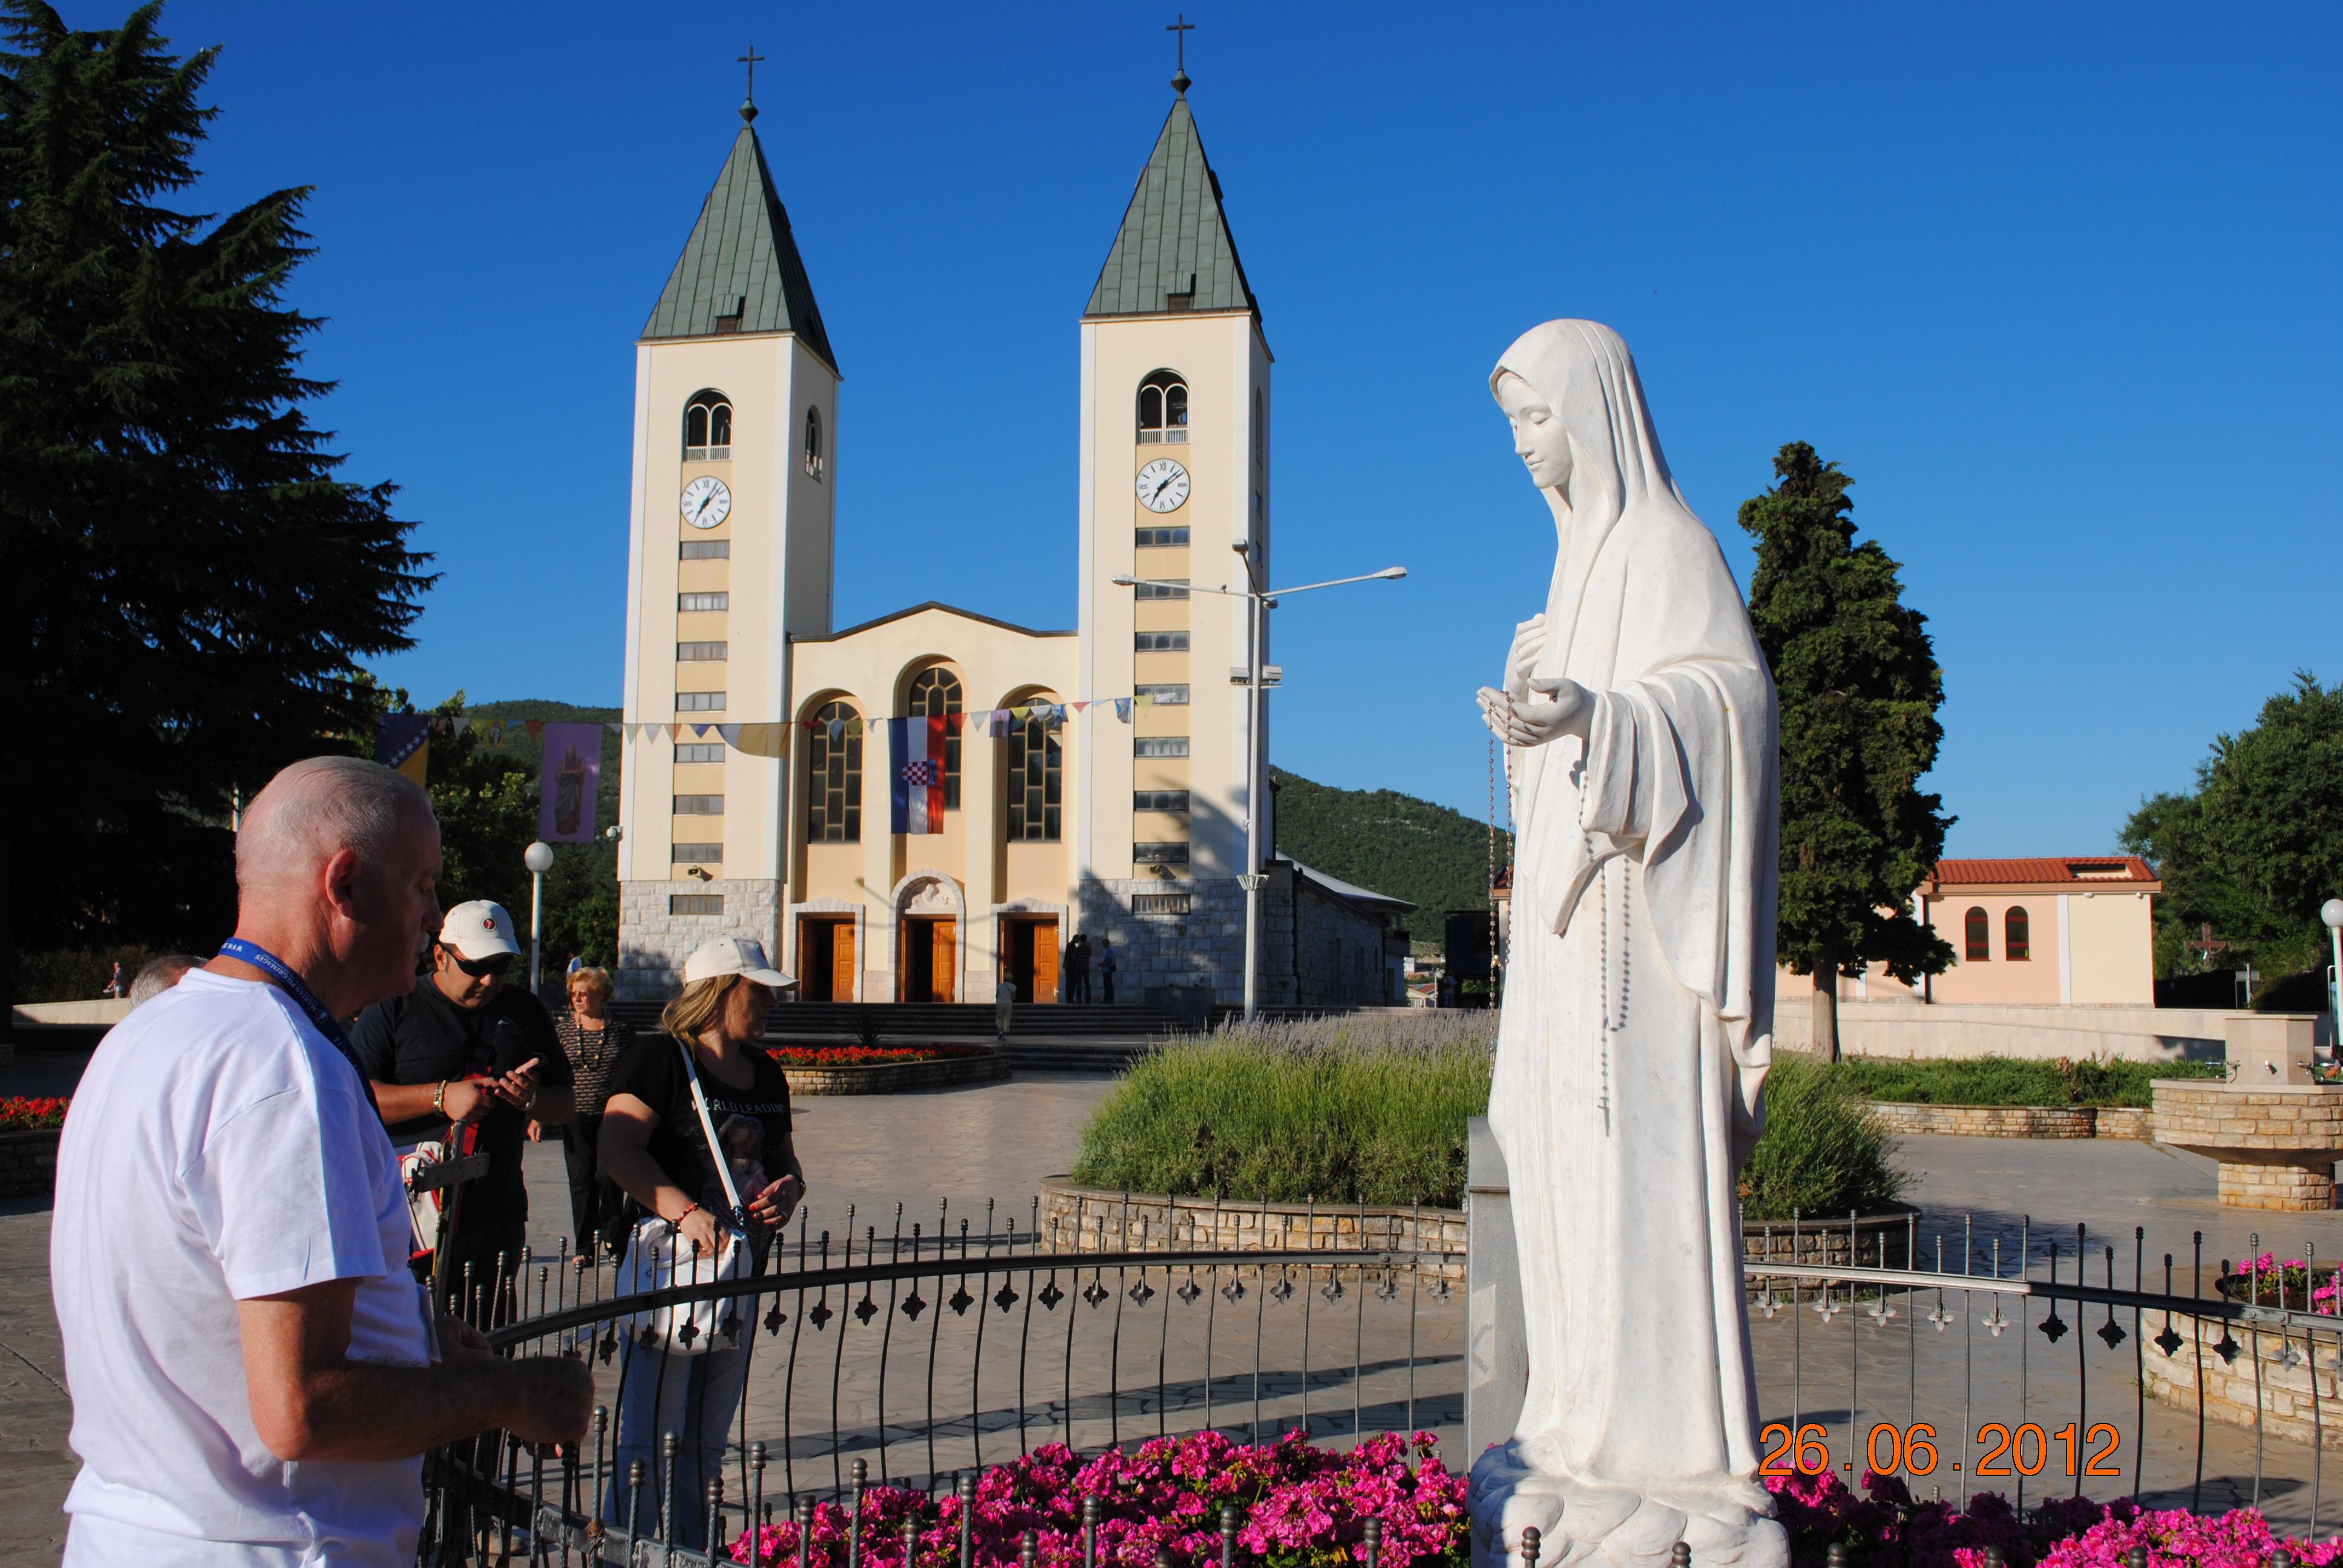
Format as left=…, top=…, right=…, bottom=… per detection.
left=683, top=934, right=795, bottom=990
left=439, top=900, right=523, bottom=961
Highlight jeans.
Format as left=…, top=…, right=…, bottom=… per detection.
left=995, top=1000, right=1013, bottom=1036
left=562, top=1115, right=623, bottom=1259
left=605, top=1337, right=752, bottom=1549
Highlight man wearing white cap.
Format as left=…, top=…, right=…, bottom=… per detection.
left=353, top=900, right=573, bottom=1305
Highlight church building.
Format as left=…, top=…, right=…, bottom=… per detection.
left=612, top=79, right=1410, bottom=1007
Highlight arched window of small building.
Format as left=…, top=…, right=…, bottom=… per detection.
left=905, top=667, right=963, bottom=809
left=684, top=390, right=733, bottom=460
left=1964, top=907, right=1990, bottom=961
left=805, top=700, right=862, bottom=843
left=1005, top=701, right=1063, bottom=841
left=2005, top=906, right=2031, bottom=962
left=1136, top=370, right=1189, bottom=445
left=804, top=406, right=824, bottom=480
left=1252, top=387, right=1265, bottom=469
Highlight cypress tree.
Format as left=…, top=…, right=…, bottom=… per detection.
left=0, top=2, right=432, bottom=996
left=1739, top=442, right=1951, bottom=1059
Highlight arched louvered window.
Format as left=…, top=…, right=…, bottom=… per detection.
left=1136, top=370, right=1189, bottom=445
left=905, top=667, right=963, bottom=809
left=684, top=390, right=733, bottom=460
left=804, top=406, right=824, bottom=479
left=1964, top=907, right=1990, bottom=962
left=805, top=701, right=861, bottom=843
left=2005, top=906, right=2031, bottom=962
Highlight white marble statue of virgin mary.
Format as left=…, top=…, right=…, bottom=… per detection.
left=1468, top=321, right=1786, bottom=1568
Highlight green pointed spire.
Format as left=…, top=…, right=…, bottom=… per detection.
left=643, top=126, right=837, bottom=372
left=1084, top=97, right=1257, bottom=321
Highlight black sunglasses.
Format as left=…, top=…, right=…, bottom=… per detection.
left=445, top=950, right=514, bottom=979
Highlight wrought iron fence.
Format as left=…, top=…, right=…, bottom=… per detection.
left=419, top=1198, right=1466, bottom=1567
left=419, top=1195, right=2343, bottom=1567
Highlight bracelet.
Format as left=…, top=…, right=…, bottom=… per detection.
left=669, top=1202, right=699, bottom=1227
left=432, top=1080, right=447, bottom=1117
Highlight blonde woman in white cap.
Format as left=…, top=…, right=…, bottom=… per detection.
left=597, top=933, right=803, bottom=1546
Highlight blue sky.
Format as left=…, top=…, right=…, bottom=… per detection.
left=90, top=1, right=2341, bottom=854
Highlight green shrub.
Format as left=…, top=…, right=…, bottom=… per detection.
left=1826, top=1054, right=2221, bottom=1108
left=1071, top=1013, right=1495, bottom=1207
left=14, top=947, right=163, bottom=1003
left=1738, top=1056, right=1909, bottom=1221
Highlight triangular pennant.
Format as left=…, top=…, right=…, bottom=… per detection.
left=827, top=719, right=845, bottom=743
left=845, top=717, right=864, bottom=736
left=1114, top=698, right=1133, bottom=723
left=525, top=719, right=545, bottom=742
left=1011, top=705, right=1032, bottom=721
left=450, top=716, right=472, bottom=734
left=696, top=722, right=719, bottom=738
left=1069, top=701, right=1090, bottom=714
left=943, top=713, right=966, bottom=736
left=718, top=724, right=743, bottom=746
left=605, top=721, right=623, bottom=734
left=1135, top=693, right=1156, bottom=710
left=665, top=724, right=681, bottom=741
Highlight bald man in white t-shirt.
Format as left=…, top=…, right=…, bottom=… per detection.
left=52, top=756, right=593, bottom=1566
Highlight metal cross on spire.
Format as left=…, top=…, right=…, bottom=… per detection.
left=738, top=45, right=767, bottom=125
left=1166, top=13, right=1194, bottom=94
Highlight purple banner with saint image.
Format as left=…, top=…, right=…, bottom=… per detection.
left=538, top=723, right=603, bottom=843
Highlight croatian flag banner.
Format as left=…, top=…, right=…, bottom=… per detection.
left=889, top=716, right=946, bottom=834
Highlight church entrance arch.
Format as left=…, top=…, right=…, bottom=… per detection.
left=890, top=871, right=966, bottom=1004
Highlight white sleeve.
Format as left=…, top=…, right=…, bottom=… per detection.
left=187, top=1073, right=397, bottom=1302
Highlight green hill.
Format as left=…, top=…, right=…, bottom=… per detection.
left=1271, top=768, right=1510, bottom=949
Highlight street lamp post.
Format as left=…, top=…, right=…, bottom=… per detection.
left=1113, top=557, right=1406, bottom=1021
left=2322, top=900, right=2343, bottom=1061
left=525, top=841, right=555, bottom=992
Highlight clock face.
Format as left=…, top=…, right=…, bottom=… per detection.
left=681, top=476, right=732, bottom=530
left=1135, top=459, right=1190, bottom=514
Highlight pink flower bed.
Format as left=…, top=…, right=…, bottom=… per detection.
left=1768, top=1468, right=2343, bottom=1568
left=728, top=1430, right=1467, bottom=1568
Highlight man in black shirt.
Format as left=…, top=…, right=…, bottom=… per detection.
left=355, top=900, right=572, bottom=1305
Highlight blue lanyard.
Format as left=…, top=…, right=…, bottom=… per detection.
left=215, top=938, right=376, bottom=1108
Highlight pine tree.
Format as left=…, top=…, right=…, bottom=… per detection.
left=1739, top=442, right=1952, bottom=1060
left=0, top=2, right=432, bottom=998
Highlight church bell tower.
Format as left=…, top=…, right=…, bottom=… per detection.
left=614, top=100, right=840, bottom=999
left=1074, top=78, right=1272, bottom=1004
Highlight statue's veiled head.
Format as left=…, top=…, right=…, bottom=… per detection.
left=1490, top=320, right=1680, bottom=531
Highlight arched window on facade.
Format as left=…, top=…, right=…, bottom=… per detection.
left=684, top=390, right=733, bottom=460
left=804, top=406, right=824, bottom=479
left=1252, top=386, right=1265, bottom=468
left=1136, top=370, right=1189, bottom=445
left=2005, top=906, right=2031, bottom=962
left=1005, top=701, right=1063, bottom=841
left=905, top=667, right=963, bottom=809
left=1964, top=907, right=1990, bottom=962
left=805, top=700, right=862, bottom=843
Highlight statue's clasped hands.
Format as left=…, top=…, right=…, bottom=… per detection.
left=1480, top=614, right=1591, bottom=746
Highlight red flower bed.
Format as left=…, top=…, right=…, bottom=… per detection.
left=764, top=1044, right=990, bottom=1068
left=0, top=1096, right=69, bottom=1131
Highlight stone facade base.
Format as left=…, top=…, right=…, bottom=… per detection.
left=2143, top=1309, right=2343, bottom=1448
left=617, top=878, right=781, bottom=1001
left=0, top=1129, right=59, bottom=1198
left=2218, top=1160, right=2337, bottom=1210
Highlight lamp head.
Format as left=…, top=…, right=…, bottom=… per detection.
left=1374, top=566, right=1408, bottom=580
left=524, top=841, right=555, bottom=874
left=1111, top=575, right=1136, bottom=587
left=1231, top=537, right=1251, bottom=555
left=2322, top=898, right=2343, bottom=932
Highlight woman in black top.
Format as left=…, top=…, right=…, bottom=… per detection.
left=544, top=965, right=634, bottom=1258
left=597, top=936, right=802, bottom=1546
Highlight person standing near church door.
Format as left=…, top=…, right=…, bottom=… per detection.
left=995, top=968, right=1016, bottom=1040
left=1064, top=934, right=1091, bottom=1002
left=1099, top=938, right=1118, bottom=1004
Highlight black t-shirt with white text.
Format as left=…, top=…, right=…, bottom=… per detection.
left=603, top=1035, right=794, bottom=1219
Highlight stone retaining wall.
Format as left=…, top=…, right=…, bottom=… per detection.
left=1038, top=1180, right=1469, bottom=1284
left=0, top=1129, right=59, bottom=1198
left=1860, top=1102, right=2154, bottom=1140
left=776, top=1050, right=1008, bottom=1096
left=2141, top=1308, right=2343, bottom=1449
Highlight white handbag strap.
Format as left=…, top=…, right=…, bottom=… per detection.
left=674, top=1038, right=748, bottom=1226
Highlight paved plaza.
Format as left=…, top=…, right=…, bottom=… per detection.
left=13, top=1047, right=2343, bottom=1563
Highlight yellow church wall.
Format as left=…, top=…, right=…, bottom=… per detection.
left=782, top=607, right=1076, bottom=999
left=1134, top=601, right=1190, bottom=633
left=1134, top=650, right=1190, bottom=684
left=1134, top=759, right=1189, bottom=793
left=677, top=560, right=730, bottom=595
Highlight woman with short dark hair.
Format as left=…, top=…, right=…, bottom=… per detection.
left=547, top=965, right=631, bottom=1259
